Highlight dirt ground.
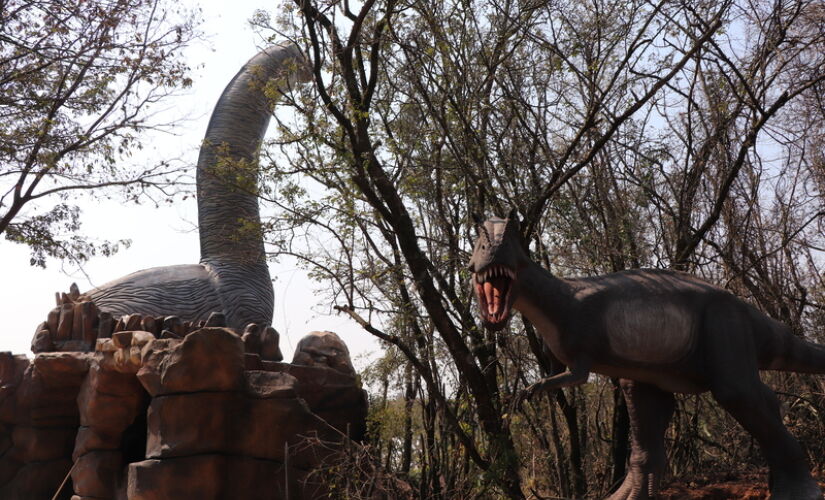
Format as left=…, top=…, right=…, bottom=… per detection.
left=658, top=471, right=825, bottom=499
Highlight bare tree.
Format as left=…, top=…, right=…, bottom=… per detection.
left=252, top=0, right=825, bottom=496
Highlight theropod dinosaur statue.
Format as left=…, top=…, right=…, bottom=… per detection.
left=83, top=44, right=308, bottom=330
left=468, top=210, right=825, bottom=500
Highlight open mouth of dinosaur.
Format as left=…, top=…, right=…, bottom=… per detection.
left=474, top=264, right=516, bottom=330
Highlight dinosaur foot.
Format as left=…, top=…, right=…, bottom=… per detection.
left=605, top=469, right=661, bottom=500
left=769, top=469, right=823, bottom=500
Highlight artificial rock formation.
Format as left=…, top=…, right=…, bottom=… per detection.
left=0, top=326, right=367, bottom=499
left=31, top=283, right=241, bottom=356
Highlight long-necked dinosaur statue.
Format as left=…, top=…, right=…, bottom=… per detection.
left=468, top=210, right=825, bottom=500
left=82, top=44, right=308, bottom=330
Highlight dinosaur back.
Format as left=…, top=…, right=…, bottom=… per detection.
left=87, top=264, right=222, bottom=322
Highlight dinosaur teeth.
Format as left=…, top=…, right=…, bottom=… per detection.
left=477, top=265, right=516, bottom=282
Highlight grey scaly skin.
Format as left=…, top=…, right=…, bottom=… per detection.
left=87, top=44, right=308, bottom=330
left=468, top=210, right=825, bottom=500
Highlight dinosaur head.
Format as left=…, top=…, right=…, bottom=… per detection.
left=468, top=209, right=528, bottom=331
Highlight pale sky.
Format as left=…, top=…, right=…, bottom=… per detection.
left=0, top=1, right=379, bottom=366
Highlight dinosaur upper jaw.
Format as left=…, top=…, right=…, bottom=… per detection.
left=473, top=264, right=516, bottom=331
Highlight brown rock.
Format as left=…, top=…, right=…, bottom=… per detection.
left=267, top=362, right=356, bottom=388
left=204, top=311, right=226, bottom=327
left=74, top=364, right=147, bottom=464
left=0, top=423, right=10, bottom=456
left=86, top=362, right=146, bottom=398
left=81, top=301, right=98, bottom=344
left=244, top=353, right=262, bottom=370
left=259, top=362, right=367, bottom=440
left=113, top=317, right=126, bottom=333
left=107, top=331, right=154, bottom=373
left=53, top=340, right=94, bottom=352
left=261, top=326, right=283, bottom=362
left=74, top=426, right=122, bottom=458
left=94, top=340, right=119, bottom=373
left=124, top=314, right=143, bottom=332
left=71, top=450, right=122, bottom=498
left=98, top=312, right=114, bottom=339
left=162, top=316, right=183, bottom=337
left=77, top=365, right=146, bottom=435
left=32, top=352, right=91, bottom=388
left=112, top=330, right=137, bottom=349
left=0, top=458, right=72, bottom=500
left=146, top=391, right=337, bottom=468
left=0, top=357, right=31, bottom=425
left=140, top=316, right=158, bottom=336
left=0, top=353, right=87, bottom=427
left=127, top=456, right=222, bottom=500
left=243, top=323, right=261, bottom=336
left=32, top=321, right=47, bottom=338
left=127, top=455, right=315, bottom=500
left=137, top=328, right=244, bottom=396
left=56, top=303, right=74, bottom=340
left=244, top=371, right=298, bottom=399
left=292, top=331, right=355, bottom=375
left=95, top=339, right=117, bottom=354
left=47, top=306, right=60, bottom=333
left=69, top=282, right=81, bottom=301
left=11, top=425, right=76, bottom=462
left=242, top=323, right=262, bottom=354
left=159, top=330, right=181, bottom=340
left=304, top=387, right=369, bottom=441
left=0, top=452, right=22, bottom=486
left=0, top=353, right=26, bottom=387
left=16, top=376, right=80, bottom=427
left=31, top=330, right=53, bottom=354
left=72, top=302, right=84, bottom=339
left=145, top=392, right=240, bottom=459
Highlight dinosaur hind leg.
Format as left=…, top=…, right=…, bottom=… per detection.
left=606, top=379, right=674, bottom=500
left=704, top=302, right=822, bottom=500
left=711, top=379, right=822, bottom=500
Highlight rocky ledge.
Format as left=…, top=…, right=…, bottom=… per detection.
left=0, top=328, right=367, bottom=499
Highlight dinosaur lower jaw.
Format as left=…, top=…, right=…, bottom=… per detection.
left=474, top=266, right=515, bottom=330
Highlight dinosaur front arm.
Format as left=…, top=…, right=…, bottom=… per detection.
left=534, top=358, right=591, bottom=390
left=515, top=358, right=591, bottom=408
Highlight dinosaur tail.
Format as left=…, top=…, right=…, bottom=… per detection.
left=763, top=324, right=825, bottom=374
left=196, top=43, right=308, bottom=265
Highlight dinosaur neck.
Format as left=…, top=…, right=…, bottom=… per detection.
left=197, top=44, right=304, bottom=265
left=514, top=260, right=576, bottom=331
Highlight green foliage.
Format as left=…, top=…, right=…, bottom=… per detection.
left=4, top=203, right=131, bottom=267
left=0, top=0, right=198, bottom=266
